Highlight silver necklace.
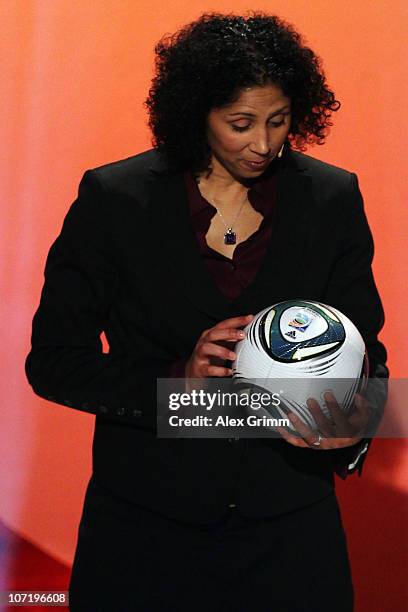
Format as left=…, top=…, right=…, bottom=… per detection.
left=200, top=188, right=249, bottom=245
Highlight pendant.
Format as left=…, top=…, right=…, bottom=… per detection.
left=224, top=228, right=236, bottom=245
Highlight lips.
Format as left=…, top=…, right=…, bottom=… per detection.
left=242, top=159, right=269, bottom=170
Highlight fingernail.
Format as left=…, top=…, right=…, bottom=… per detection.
left=238, top=331, right=245, bottom=338
left=229, top=352, right=236, bottom=360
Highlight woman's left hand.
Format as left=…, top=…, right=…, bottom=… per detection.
left=278, top=391, right=371, bottom=449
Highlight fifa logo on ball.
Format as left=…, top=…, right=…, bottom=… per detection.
left=285, top=311, right=313, bottom=338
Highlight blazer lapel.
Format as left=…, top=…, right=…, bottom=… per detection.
left=234, top=152, right=314, bottom=315
left=148, top=157, right=232, bottom=321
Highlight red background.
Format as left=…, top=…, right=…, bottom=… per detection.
left=1, top=2, right=407, bottom=610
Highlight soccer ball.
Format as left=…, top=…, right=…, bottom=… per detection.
left=232, top=300, right=368, bottom=433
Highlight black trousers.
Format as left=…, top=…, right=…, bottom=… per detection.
left=69, top=477, right=353, bottom=612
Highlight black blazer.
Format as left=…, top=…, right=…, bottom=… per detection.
left=25, top=147, right=388, bottom=523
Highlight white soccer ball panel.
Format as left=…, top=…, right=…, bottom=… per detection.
left=232, top=300, right=367, bottom=432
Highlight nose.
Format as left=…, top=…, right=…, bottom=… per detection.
left=249, top=127, right=271, bottom=157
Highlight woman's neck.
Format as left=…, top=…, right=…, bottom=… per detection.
left=195, top=156, right=251, bottom=204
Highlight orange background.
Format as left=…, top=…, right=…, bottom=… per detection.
left=1, top=1, right=407, bottom=609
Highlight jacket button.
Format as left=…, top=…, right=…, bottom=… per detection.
left=117, top=407, right=125, bottom=416
left=99, top=405, right=108, bottom=413
left=133, top=409, right=142, bottom=418
left=63, top=399, right=73, bottom=406
left=81, top=402, right=90, bottom=410
left=46, top=395, right=55, bottom=401
left=229, top=503, right=236, bottom=508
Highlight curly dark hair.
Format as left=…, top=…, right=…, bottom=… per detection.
left=144, top=11, right=340, bottom=173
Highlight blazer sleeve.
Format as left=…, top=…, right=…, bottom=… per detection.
left=25, top=169, right=171, bottom=427
left=322, top=172, right=389, bottom=478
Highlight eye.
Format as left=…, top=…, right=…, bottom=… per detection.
left=231, top=125, right=250, bottom=132
left=231, top=117, right=285, bottom=132
left=271, top=119, right=285, bottom=127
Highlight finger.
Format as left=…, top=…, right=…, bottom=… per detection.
left=197, top=342, right=236, bottom=362
left=328, top=437, right=363, bottom=449
left=348, top=393, right=366, bottom=417
left=213, top=314, right=254, bottom=330
left=204, top=365, right=233, bottom=377
left=353, top=393, right=371, bottom=419
left=306, top=398, right=336, bottom=437
left=324, top=392, right=350, bottom=430
left=287, top=411, right=321, bottom=446
left=347, top=394, right=371, bottom=432
left=203, top=327, right=246, bottom=343
left=273, top=424, right=309, bottom=447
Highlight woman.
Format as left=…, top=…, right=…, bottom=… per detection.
left=25, top=12, right=388, bottom=612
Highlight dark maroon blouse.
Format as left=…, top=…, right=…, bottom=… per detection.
left=183, top=166, right=278, bottom=301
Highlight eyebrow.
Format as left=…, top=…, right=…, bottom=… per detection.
left=227, top=105, right=291, bottom=118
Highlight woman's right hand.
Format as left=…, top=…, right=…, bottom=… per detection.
left=185, top=314, right=254, bottom=378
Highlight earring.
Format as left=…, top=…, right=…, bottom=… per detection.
left=277, top=144, right=284, bottom=158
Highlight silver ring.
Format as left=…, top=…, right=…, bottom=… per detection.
left=311, top=432, right=323, bottom=446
